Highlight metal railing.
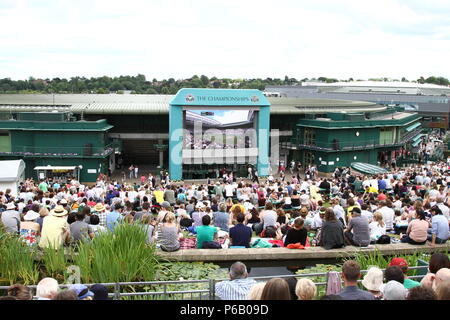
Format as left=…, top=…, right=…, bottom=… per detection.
left=0, top=266, right=429, bottom=300
left=296, top=128, right=423, bottom=152
left=0, top=144, right=115, bottom=158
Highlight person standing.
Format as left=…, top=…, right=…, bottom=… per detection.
left=253, top=170, right=259, bottom=184
left=134, top=165, right=139, bottom=179
left=128, top=165, right=135, bottom=180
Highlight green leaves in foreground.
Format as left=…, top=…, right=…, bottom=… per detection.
left=0, top=228, right=40, bottom=285
left=71, top=223, right=160, bottom=283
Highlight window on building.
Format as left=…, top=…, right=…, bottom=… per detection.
left=304, top=151, right=315, bottom=166
left=304, top=128, right=316, bottom=145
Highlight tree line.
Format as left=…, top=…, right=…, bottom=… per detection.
left=0, top=74, right=448, bottom=94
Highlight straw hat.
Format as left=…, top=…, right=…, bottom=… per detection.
left=94, top=203, right=105, bottom=212
left=50, top=205, right=68, bottom=217
left=23, top=210, right=40, bottom=221
left=362, top=267, right=384, bottom=291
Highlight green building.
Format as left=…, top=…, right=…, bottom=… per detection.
left=0, top=112, right=114, bottom=182
left=292, top=107, right=422, bottom=173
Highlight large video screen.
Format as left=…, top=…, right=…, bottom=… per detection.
left=182, top=108, right=258, bottom=164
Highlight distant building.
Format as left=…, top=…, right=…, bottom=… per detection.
left=0, top=112, right=113, bottom=182
left=291, top=107, right=422, bottom=173
left=266, top=81, right=450, bottom=130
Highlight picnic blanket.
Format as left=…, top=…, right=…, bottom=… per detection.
left=179, top=237, right=226, bottom=250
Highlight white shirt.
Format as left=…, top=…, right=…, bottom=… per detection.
left=369, top=179, right=379, bottom=191
left=225, top=185, right=234, bottom=197
left=311, top=213, right=323, bottom=229
left=378, top=206, right=395, bottom=230
left=437, top=204, right=450, bottom=219
left=369, top=221, right=386, bottom=241
left=361, top=210, right=374, bottom=222
left=333, top=205, right=345, bottom=222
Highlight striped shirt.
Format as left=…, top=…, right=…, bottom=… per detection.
left=215, top=278, right=256, bottom=300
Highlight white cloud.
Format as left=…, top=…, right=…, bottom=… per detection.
left=0, top=0, right=449, bottom=80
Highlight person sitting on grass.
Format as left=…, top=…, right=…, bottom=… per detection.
left=344, top=207, right=370, bottom=247
left=229, top=212, right=252, bottom=248
left=400, top=209, right=428, bottom=245
left=283, top=217, right=307, bottom=247
left=428, top=206, right=449, bottom=247
left=196, top=215, right=219, bottom=249
left=319, top=208, right=345, bottom=250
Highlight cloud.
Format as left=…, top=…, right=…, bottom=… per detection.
left=0, top=0, right=450, bottom=80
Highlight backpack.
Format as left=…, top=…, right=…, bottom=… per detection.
left=251, top=239, right=273, bottom=248
left=201, top=241, right=222, bottom=249
left=376, top=235, right=391, bottom=244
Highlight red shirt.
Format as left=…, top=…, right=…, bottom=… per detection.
left=377, top=193, right=387, bottom=201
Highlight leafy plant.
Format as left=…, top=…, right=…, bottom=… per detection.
left=72, top=222, right=160, bottom=283
left=0, top=228, right=40, bottom=285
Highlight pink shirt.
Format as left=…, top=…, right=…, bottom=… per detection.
left=407, top=219, right=429, bottom=242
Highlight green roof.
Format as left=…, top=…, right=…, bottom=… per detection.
left=413, top=133, right=425, bottom=142
left=405, top=122, right=421, bottom=132
left=412, top=140, right=422, bottom=147
left=351, top=162, right=389, bottom=175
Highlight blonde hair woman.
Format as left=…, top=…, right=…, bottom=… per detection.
left=369, top=211, right=386, bottom=242
left=295, top=278, right=317, bottom=300
left=247, top=282, right=266, bottom=300
left=157, top=212, right=181, bottom=252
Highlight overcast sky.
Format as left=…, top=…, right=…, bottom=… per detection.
left=1, top=0, right=450, bottom=81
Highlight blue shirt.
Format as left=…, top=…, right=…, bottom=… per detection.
left=106, top=210, right=122, bottom=232
left=229, top=223, right=252, bottom=248
left=432, top=214, right=449, bottom=240
left=378, top=179, right=386, bottom=190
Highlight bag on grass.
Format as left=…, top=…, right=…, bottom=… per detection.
left=376, top=235, right=391, bottom=244
left=251, top=239, right=272, bottom=248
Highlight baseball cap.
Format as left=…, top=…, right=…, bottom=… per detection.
left=389, top=258, right=408, bottom=272
left=351, top=207, right=361, bottom=214
left=380, top=280, right=407, bottom=300
left=70, top=284, right=94, bottom=300
left=90, top=284, right=111, bottom=300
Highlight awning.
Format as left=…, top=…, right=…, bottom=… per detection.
left=34, top=166, right=78, bottom=171
left=405, top=122, right=421, bottom=132
left=412, top=140, right=422, bottom=147
left=413, top=134, right=425, bottom=142
left=350, top=162, right=389, bottom=175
